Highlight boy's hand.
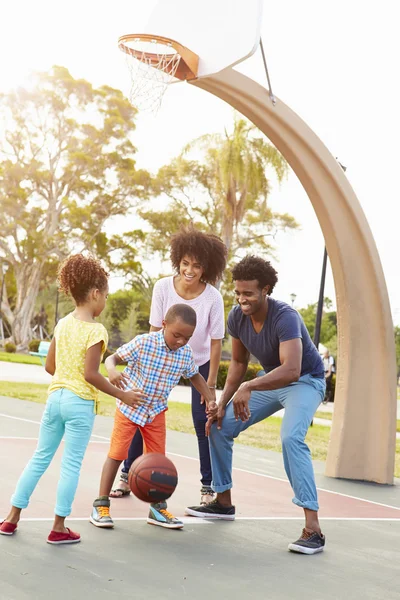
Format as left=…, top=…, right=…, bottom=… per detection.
left=201, top=387, right=216, bottom=406
left=120, top=389, right=146, bottom=408
left=108, top=368, right=130, bottom=390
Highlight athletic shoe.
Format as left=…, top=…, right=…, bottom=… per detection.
left=185, top=498, right=235, bottom=520
left=89, top=497, right=114, bottom=528
left=147, top=502, right=184, bottom=529
left=47, top=527, right=81, bottom=545
left=288, top=528, right=325, bottom=554
left=200, top=486, right=215, bottom=506
left=0, top=520, right=17, bottom=536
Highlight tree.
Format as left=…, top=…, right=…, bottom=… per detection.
left=138, top=116, right=298, bottom=261
left=0, top=66, right=150, bottom=348
left=298, top=298, right=337, bottom=349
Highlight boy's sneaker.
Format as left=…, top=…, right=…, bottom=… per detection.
left=288, top=528, right=325, bottom=554
left=200, top=486, right=215, bottom=505
left=90, top=497, right=114, bottom=528
left=185, top=498, right=235, bottom=520
left=147, top=502, right=184, bottom=529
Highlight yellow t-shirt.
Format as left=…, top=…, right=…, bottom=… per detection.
left=48, top=312, right=109, bottom=402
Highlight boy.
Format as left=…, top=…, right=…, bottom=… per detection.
left=90, top=303, right=216, bottom=529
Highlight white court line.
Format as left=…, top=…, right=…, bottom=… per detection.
left=1, top=412, right=400, bottom=513
left=17, top=517, right=400, bottom=523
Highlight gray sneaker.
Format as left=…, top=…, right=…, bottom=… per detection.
left=90, top=497, right=114, bottom=528
left=288, top=528, right=325, bottom=554
left=147, top=502, right=184, bottom=529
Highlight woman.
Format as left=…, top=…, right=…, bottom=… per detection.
left=111, top=225, right=227, bottom=505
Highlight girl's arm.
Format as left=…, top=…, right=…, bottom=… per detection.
left=45, top=338, right=56, bottom=375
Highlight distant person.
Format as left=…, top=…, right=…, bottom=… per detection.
left=90, top=304, right=216, bottom=530
left=0, top=255, right=141, bottom=544
left=323, top=349, right=335, bottom=403
left=110, top=225, right=227, bottom=506
left=186, top=256, right=326, bottom=555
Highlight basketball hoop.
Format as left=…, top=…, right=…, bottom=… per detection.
left=118, top=34, right=199, bottom=113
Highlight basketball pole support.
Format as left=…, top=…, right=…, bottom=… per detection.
left=192, top=68, right=397, bottom=484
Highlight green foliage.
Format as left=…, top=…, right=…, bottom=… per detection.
left=5, top=342, right=16, bottom=353
left=217, top=361, right=263, bottom=390
left=394, top=326, right=400, bottom=376
left=138, top=115, right=297, bottom=263
left=0, top=66, right=150, bottom=346
left=298, top=297, right=337, bottom=349
left=28, top=339, right=41, bottom=352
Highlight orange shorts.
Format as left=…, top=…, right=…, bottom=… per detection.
left=108, top=408, right=166, bottom=461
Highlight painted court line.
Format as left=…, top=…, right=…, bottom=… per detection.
left=1, top=412, right=399, bottom=513
left=17, top=517, right=400, bottom=523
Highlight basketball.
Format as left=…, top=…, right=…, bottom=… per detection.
left=128, top=453, right=178, bottom=503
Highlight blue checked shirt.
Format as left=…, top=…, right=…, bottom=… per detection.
left=115, top=330, right=199, bottom=426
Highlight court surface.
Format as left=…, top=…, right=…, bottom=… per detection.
left=0, top=396, right=399, bottom=600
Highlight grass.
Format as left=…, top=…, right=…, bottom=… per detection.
left=315, top=410, right=400, bottom=433
left=0, top=352, right=123, bottom=376
left=0, top=380, right=399, bottom=478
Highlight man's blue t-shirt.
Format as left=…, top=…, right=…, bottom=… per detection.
left=227, top=298, right=324, bottom=378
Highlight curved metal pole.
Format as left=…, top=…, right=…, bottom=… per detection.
left=191, top=68, right=397, bottom=484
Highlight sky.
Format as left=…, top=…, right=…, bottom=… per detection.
left=1, top=1, right=399, bottom=321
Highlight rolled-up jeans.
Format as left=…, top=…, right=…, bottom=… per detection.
left=209, top=373, right=325, bottom=511
left=11, top=388, right=95, bottom=517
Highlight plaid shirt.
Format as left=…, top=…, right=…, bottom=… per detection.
left=115, top=330, right=198, bottom=426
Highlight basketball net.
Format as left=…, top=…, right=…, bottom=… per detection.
left=120, top=39, right=181, bottom=113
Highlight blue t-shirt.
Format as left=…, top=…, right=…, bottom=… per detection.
left=227, top=298, right=324, bottom=378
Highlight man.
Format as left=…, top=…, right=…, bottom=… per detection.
left=323, top=349, right=335, bottom=403
left=186, top=256, right=326, bottom=554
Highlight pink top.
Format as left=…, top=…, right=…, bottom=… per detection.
left=149, top=276, right=225, bottom=366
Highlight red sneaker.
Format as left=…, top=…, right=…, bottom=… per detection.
left=0, top=520, right=17, bottom=536
left=47, top=527, right=81, bottom=545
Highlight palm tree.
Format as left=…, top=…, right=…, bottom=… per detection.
left=183, top=115, right=296, bottom=257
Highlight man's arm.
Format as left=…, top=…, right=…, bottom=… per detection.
left=243, top=338, right=302, bottom=394
left=219, top=337, right=250, bottom=408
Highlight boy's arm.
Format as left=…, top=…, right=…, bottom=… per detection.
left=105, top=352, right=130, bottom=389
left=85, top=342, right=145, bottom=407
left=189, top=372, right=216, bottom=407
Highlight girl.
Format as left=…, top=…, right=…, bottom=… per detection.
left=0, top=254, right=143, bottom=544
left=110, top=225, right=227, bottom=505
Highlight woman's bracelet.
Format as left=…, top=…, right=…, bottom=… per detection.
left=208, top=385, right=216, bottom=389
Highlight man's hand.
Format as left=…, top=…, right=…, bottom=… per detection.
left=108, top=368, right=131, bottom=390
left=119, top=389, right=146, bottom=408
left=232, top=383, right=251, bottom=422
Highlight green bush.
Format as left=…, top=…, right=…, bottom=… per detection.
left=5, top=342, right=17, bottom=353
left=28, top=339, right=41, bottom=352
left=180, top=360, right=263, bottom=389
left=217, top=361, right=262, bottom=389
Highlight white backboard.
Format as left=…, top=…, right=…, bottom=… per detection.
left=121, top=0, right=263, bottom=79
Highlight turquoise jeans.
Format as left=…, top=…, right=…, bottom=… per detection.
left=209, top=373, right=325, bottom=511
left=12, top=388, right=95, bottom=517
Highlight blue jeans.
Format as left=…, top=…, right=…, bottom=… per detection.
left=122, top=361, right=212, bottom=487
left=11, top=388, right=95, bottom=517
left=209, top=373, right=325, bottom=511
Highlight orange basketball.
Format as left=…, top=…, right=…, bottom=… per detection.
left=128, top=453, right=178, bottom=503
